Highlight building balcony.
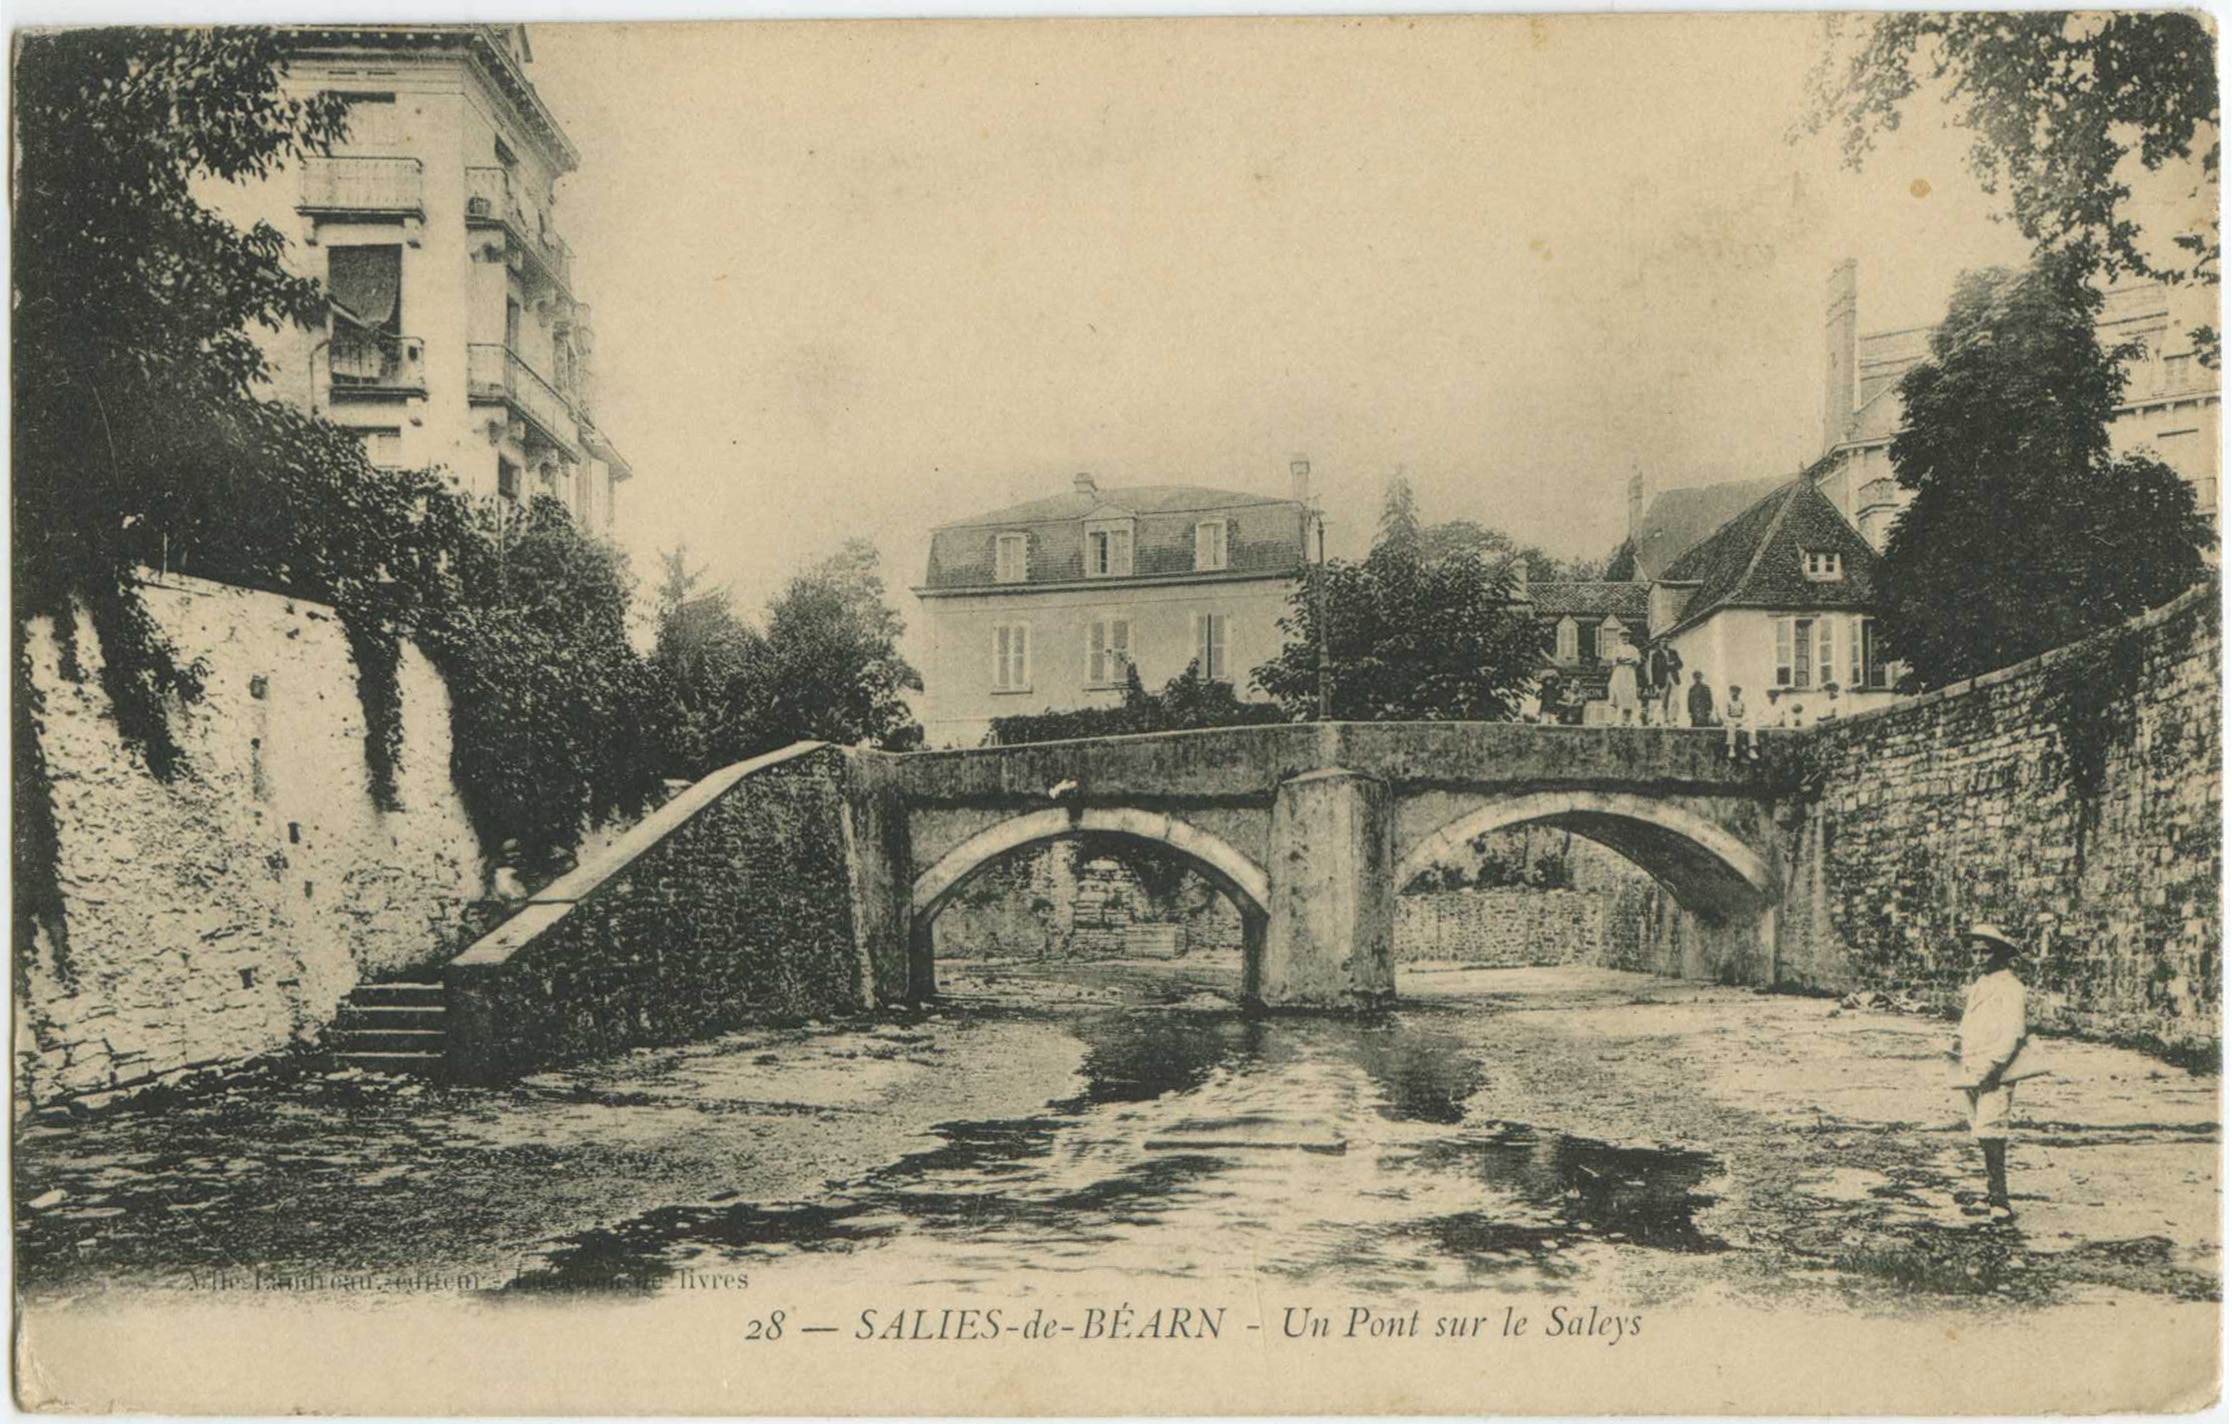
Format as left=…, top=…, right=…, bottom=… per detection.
left=299, top=155, right=425, bottom=219
left=465, top=166, right=573, bottom=297
left=468, top=343, right=580, bottom=459
left=328, top=328, right=427, bottom=397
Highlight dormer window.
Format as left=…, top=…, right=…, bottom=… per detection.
left=994, top=532, right=1028, bottom=583
left=1802, top=550, right=1843, bottom=581
left=1194, top=519, right=1229, bottom=572
left=1086, top=523, right=1134, bottom=578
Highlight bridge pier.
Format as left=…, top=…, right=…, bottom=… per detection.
left=1259, top=768, right=1396, bottom=1009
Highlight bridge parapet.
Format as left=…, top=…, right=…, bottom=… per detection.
left=891, top=721, right=1779, bottom=806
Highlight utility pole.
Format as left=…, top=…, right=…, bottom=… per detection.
left=1310, top=484, right=1333, bottom=722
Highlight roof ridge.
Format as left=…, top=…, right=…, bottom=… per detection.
left=1725, top=480, right=1802, bottom=602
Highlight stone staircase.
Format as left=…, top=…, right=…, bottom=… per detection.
left=328, top=981, right=447, bottom=1076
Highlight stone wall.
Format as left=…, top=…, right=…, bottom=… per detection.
left=445, top=744, right=889, bottom=1077
left=16, top=576, right=484, bottom=1112
left=1783, top=582, right=2220, bottom=1048
left=1394, top=889, right=1607, bottom=966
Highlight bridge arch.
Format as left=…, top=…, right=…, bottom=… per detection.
left=908, top=807, right=1271, bottom=1000
left=912, top=807, right=1271, bottom=923
left=1397, top=789, right=1775, bottom=923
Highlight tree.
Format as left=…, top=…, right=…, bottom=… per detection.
left=744, top=540, right=924, bottom=751
left=14, top=28, right=355, bottom=773
left=1255, top=481, right=1541, bottom=720
left=646, top=545, right=760, bottom=780
left=1803, top=14, right=2218, bottom=315
left=1877, top=255, right=2212, bottom=688
left=986, top=661, right=1286, bottom=746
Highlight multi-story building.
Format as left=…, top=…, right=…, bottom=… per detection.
left=1814, top=258, right=2219, bottom=545
left=913, top=466, right=1315, bottom=747
left=204, top=24, right=630, bottom=532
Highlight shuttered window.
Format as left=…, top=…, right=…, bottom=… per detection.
left=1088, top=617, right=1133, bottom=686
left=1194, top=520, right=1229, bottom=571
left=992, top=623, right=1030, bottom=690
left=1194, top=612, right=1228, bottom=681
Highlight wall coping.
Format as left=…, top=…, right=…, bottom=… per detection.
left=448, top=740, right=830, bottom=972
left=1817, top=578, right=2219, bottom=737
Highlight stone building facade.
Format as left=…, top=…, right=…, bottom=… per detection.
left=200, top=24, right=632, bottom=530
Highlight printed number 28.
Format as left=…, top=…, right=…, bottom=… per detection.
left=744, top=1311, right=786, bottom=1341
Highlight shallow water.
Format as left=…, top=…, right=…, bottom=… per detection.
left=507, top=988, right=1726, bottom=1297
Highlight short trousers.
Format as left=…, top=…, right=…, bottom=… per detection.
left=1965, top=1082, right=2015, bottom=1139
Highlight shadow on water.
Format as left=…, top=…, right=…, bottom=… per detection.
left=503, top=1001, right=1724, bottom=1297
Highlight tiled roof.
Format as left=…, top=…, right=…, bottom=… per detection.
left=923, top=483, right=1307, bottom=590
left=1631, top=475, right=1788, bottom=580
left=1528, top=580, right=1648, bottom=621
left=1658, top=478, right=1882, bottom=635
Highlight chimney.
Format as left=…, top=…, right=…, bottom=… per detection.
left=1822, top=258, right=1858, bottom=454
left=1072, top=471, right=1097, bottom=495
left=1289, top=456, right=1312, bottom=506
left=1626, top=472, right=1644, bottom=545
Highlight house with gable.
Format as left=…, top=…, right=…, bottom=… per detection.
left=1647, top=474, right=1900, bottom=720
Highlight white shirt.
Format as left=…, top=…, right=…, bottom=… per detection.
left=1956, top=968, right=2027, bottom=1087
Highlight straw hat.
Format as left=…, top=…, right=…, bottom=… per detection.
left=1964, top=923, right=2023, bottom=956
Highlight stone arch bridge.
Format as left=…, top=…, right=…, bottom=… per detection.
left=893, top=722, right=1783, bottom=1007
left=441, top=723, right=1790, bottom=1071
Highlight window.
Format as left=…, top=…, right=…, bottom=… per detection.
left=1194, top=520, right=1229, bottom=571
left=992, top=623, right=1031, bottom=691
left=1853, top=615, right=1893, bottom=691
left=1600, top=616, right=1630, bottom=661
left=1088, top=617, right=1133, bottom=686
left=994, top=533, right=1028, bottom=584
left=497, top=457, right=521, bottom=503
left=1802, top=550, right=1843, bottom=581
left=1087, top=524, right=1134, bottom=577
left=1194, top=612, right=1228, bottom=681
left=2164, top=353, right=2195, bottom=391
left=1577, top=619, right=1599, bottom=664
left=504, top=297, right=523, bottom=352
left=1775, top=616, right=1837, bottom=689
left=354, top=426, right=404, bottom=469
left=1554, top=617, right=1578, bottom=664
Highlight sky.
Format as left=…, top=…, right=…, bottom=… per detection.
left=521, top=15, right=2042, bottom=657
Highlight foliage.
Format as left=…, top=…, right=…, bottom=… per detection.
left=750, top=540, right=924, bottom=752
left=411, top=498, right=668, bottom=867
left=650, top=539, right=925, bottom=779
left=1599, top=536, right=1639, bottom=583
left=986, top=662, right=1286, bottom=747
left=646, top=545, right=760, bottom=780
left=14, top=27, right=352, bottom=774
left=1254, top=478, right=1541, bottom=720
left=1405, top=832, right=1577, bottom=894
left=1803, top=12, right=2218, bottom=350
left=1877, top=255, right=2212, bottom=688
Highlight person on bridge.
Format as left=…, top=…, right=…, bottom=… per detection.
left=1685, top=670, right=1716, bottom=729
left=1722, top=685, right=1754, bottom=759
left=1607, top=652, right=1642, bottom=725
left=1951, top=924, right=2031, bottom=1223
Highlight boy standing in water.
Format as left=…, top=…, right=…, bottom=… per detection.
left=1953, top=924, right=2030, bottom=1222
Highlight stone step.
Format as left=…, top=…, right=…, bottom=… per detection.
left=331, top=1027, right=446, bottom=1054
left=333, top=1050, right=445, bottom=1076
left=335, top=1003, right=447, bottom=1031
left=350, top=981, right=446, bottom=1008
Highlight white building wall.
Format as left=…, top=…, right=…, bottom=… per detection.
left=1666, top=607, right=1902, bottom=726
left=920, top=576, right=1298, bottom=746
